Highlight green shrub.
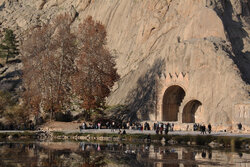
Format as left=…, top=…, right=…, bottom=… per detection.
left=196, top=135, right=208, bottom=145
left=173, top=135, right=193, bottom=144
left=0, top=133, right=8, bottom=138
left=12, top=133, right=19, bottom=138
left=55, top=111, right=73, bottom=122
left=20, top=131, right=35, bottom=137
left=53, top=131, right=65, bottom=136
left=217, top=136, right=231, bottom=147
left=235, top=139, right=242, bottom=149
left=151, top=134, right=164, bottom=140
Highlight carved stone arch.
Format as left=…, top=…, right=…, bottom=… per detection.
left=182, top=100, right=202, bottom=123
left=164, top=82, right=188, bottom=93
left=162, top=85, right=186, bottom=121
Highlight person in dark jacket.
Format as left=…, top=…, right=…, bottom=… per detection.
left=208, top=123, right=212, bottom=134
left=238, top=123, right=242, bottom=130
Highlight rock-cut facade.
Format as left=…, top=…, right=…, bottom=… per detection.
left=0, top=0, right=249, bottom=131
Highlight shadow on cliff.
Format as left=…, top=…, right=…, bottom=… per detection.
left=0, top=69, right=22, bottom=92
left=0, top=2, right=5, bottom=12
left=117, top=58, right=166, bottom=122
left=0, top=79, right=21, bottom=91
left=216, top=1, right=250, bottom=84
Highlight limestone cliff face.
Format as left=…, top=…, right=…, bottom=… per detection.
left=0, top=0, right=249, bottom=128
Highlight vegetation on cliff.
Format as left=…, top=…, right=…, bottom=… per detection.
left=20, top=13, right=119, bottom=122
left=0, top=28, right=19, bottom=63
left=0, top=14, right=119, bottom=129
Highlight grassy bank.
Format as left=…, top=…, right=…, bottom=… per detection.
left=52, top=132, right=250, bottom=149
left=0, top=131, right=36, bottom=140
left=0, top=131, right=250, bottom=150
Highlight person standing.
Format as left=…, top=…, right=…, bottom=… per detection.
left=238, top=123, right=242, bottom=131
left=160, top=124, right=163, bottom=135
left=208, top=123, right=212, bottom=134
left=193, top=123, right=197, bottom=131
left=171, top=123, right=174, bottom=131
left=156, top=126, right=159, bottom=134
left=106, top=122, right=110, bottom=129
left=111, top=121, right=115, bottom=132
left=203, top=124, right=206, bottom=134
left=153, top=123, right=156, bottom=131
left=127, top=122, right=130, bottom=129
left=80, top=122, right=85, bottom=132
left=165, top=123, right=169, bottom=135
left=200, top=125, right=203, bottom=134
left=144, top=122, right=147, bottom=130
left=200, top=124, right=206, bottom=134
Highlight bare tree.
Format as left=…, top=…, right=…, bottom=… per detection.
left=21, top=14, right=119, bottom=120
left=21, top=14, right=77, bottom=119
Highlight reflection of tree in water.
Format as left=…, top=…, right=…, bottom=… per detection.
left=0, top=143, right=40, bottom=167
left=0, top=143, right=106, bottom=167
left=0, top=142, right=206, bottom=167
left=38, top=146, right=107, bottom=167
left=80, top=151, right=106, bottom=167
left=1, top=142, right=249, bottom=167
left=79, top=142, right=145, bottom=167
left=39, top=149, right=74, bottom=167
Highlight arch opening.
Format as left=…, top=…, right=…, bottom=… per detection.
left=182, top=100, right=202, bottom=123
left=162, top=85, right=185, bottom=121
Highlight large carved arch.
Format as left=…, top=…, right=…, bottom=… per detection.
left=182, top=100, right=202, bottom=123
left=162, top=85, right=186, bottom=121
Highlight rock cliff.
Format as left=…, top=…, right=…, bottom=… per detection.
left=0, top=0, right=249, bottom=129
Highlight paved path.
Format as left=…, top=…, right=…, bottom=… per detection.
left=1, top=129, right=250, bottom=138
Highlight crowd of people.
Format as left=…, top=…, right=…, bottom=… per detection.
left=79, top=121, right=246, bottom=135
left=154, top=122, right=174, bottom=135
left=80, top=121, right=152, bottom=131
left=79, top=121, right=173, bottom=135
left=193, top=123, right=212, bottom=134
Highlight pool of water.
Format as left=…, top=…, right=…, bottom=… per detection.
left=0, top=141, right=249, bottom=167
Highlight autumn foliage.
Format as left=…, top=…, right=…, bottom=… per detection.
left=21, top=14, right=119, bottom=118
left=72, top=17, right=119, bottom=110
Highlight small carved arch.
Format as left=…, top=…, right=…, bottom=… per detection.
left=182, top=100, right=202, bottom=123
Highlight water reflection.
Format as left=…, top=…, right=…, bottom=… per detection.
left=0, top=141, right=249, bottom=167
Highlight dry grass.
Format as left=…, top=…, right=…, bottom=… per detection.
left=38, top=121, right=82, bottom=131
